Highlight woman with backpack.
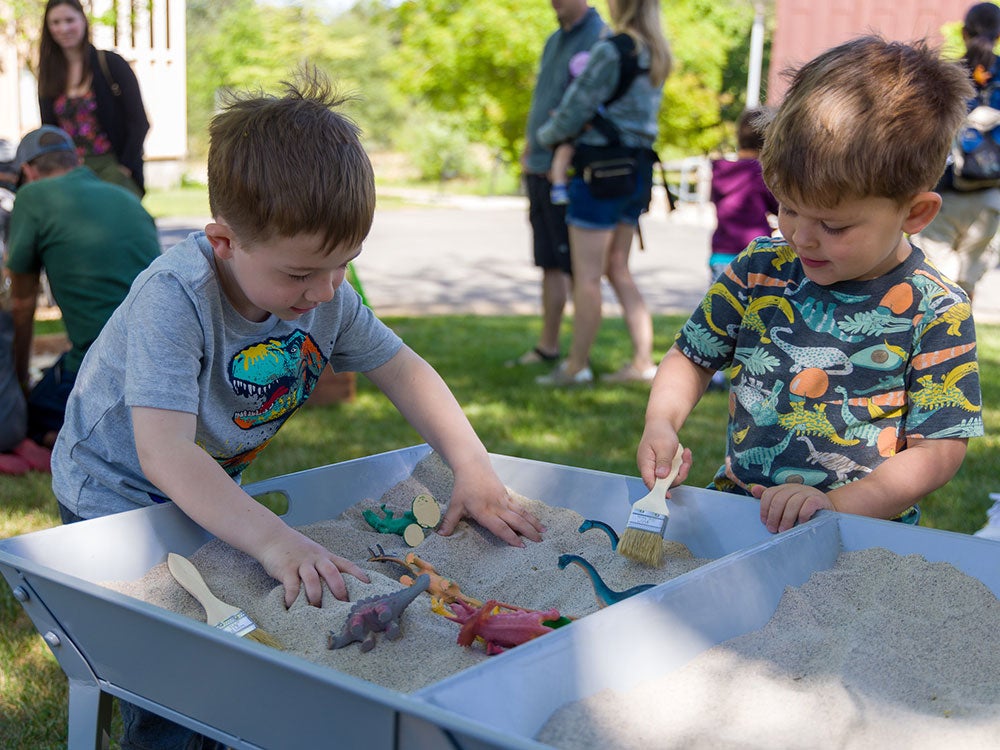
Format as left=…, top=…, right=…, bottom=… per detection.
left=912, top=2, right=1000, bottom=302
left=534, top=0, right=672, bottom=385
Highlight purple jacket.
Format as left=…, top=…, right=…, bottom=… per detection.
left=710, top=158, right=779, bottom=256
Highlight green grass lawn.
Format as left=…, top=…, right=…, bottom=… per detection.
left=2, top=312, right=999, bottom=747
left=141, top=183, right=211, bottom=219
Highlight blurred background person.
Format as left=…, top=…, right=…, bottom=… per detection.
left=37, top=0, right=150, bottom=197
left=6, top=126, right=160, bottom=448
left=535, top=0, right=672, bottom=385
left=912, top=2, right=1000, bottom=302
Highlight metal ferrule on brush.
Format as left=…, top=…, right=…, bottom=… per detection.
left=626, top=507, right=667, bottom=535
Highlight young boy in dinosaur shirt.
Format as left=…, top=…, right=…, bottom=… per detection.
left=638, top=36, right=983, bottom=534
left=51, top=71, right=546, bottom=748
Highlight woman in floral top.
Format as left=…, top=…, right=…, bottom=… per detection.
left=36, top=0, right=149, bottom=196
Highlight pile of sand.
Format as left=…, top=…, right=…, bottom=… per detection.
left=537, top=546, right=1000, bottom=748
left=108, top=452, right=708, bottom=693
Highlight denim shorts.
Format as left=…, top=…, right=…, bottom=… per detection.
left=566, top=163, right=653, bottom=231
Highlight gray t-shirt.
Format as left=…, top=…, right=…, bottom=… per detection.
left=51, top=232, right=402, bottom=518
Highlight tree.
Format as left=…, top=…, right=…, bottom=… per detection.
left=186, top=0, right=402, bottom=156
left=388, top=0, right=553, bottom=167
left=386, top=0, right=763, bottom=172
left=186, top=0, right=272, bottom=156
left=0, top=0, right=46, bottom=76
left=660, top=0, right=760, bottom=156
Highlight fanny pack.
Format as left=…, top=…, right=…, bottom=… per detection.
left=575, top=144, right=645, bottom=199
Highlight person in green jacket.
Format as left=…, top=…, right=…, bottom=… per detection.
left=6, top=125, right=160, bottom=447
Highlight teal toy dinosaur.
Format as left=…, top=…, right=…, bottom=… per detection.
left=577, top=519, right=619, bottom=549
left=363, top=504, right=419, bottom=535
left=557, top=554, right=653, bottom=609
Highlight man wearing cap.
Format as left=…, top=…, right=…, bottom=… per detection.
left=5, top=125, right=160, bottom=447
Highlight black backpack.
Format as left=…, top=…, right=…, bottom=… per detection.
left=587, top=33, right=649, bottom=146
left=580, top=34, right=675, bottom=210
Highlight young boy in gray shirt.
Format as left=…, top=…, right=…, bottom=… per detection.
left=53, top=71, right=545, bottom=593
left=51, top=71, right=545, bottom=748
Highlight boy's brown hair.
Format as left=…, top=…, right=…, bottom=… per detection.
left=207, top=68, right=375, bottom=254
left=761, top=36, right=973, bottom=208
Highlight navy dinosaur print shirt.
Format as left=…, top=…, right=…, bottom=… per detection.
left=675, top=236, right=984, bottom=495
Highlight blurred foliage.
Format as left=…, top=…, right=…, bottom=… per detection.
left=3, top=0, right=772, bottom=178
left=186, top=0, right=772, bottom=176
left=186, top=0, right=403, bottom=156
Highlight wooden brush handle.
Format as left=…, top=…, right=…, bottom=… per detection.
left=167, top=552, right=235, bottom=625
left=665, top=444, right=683, bottom=485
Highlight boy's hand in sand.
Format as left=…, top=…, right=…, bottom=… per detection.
left=438, top=470, right=545, bottom=547
left=752, top=483, right=835, bottom=533
left=258, top=527, right=371, bottom=608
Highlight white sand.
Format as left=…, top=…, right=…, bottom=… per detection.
left=107, top=452, right=707, bottom=694
left=537, top=546, right=1000, bottom=749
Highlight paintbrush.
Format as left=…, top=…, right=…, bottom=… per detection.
left=167, top=552, right=283, bottom=649
left=618, top=445, right=684, bottom=567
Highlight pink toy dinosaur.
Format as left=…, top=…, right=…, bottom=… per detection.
left=443, top=600, right=560, bottom=655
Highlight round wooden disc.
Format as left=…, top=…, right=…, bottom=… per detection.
left=411, top=493, right=442, bottom=528
left=403, top=523, right=425, bottom=547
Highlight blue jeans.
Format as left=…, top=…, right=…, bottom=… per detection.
left=27, top=353, right=75, bottom=445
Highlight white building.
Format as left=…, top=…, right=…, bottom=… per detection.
left=0, top=0, right=186, bottom=189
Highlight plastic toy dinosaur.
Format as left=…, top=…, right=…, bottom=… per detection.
left=362, top=504, right=419, bottom=535
left=557, top=554, right=654, bottom=608
left=440, top=599, right=561, bottom=655
left=577, top=519, right=619, bottom=549
left=367, top=545, right=483, bottom=606
left=327, top=573, right=430, bottom=653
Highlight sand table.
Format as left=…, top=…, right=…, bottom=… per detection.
left=108, top=452, right=708, bottom=693
left=537, top=547, right=1000, bottom=749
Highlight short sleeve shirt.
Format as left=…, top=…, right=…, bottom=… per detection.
left=51, top=232, right=403, bottom=518
left=674, top=237, right=984, bottom=493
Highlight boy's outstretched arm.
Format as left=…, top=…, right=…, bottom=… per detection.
left=132, top=406, right=371, bottom=608
left=637, top=346, right=711, bottom=488
left=365, top=345, right=544, bottom=547
left=754, top=437, right=967, bottom=533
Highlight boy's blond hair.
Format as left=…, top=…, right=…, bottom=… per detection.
left=761, top=36, right=973, bottom=208
left=207, top=69, right=375, bottom=254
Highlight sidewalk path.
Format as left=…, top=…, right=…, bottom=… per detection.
left=157, top=189, right=1000, bottom=323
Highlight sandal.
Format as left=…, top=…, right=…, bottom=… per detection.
left=505, top=346, right=561, bottom=367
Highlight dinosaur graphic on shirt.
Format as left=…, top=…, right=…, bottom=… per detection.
left=229, top=330, right=325, bottom=429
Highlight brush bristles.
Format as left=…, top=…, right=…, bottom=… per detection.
left=243, top=626, right=284, bottom=650
left=618, top=527, right=665, bottom=567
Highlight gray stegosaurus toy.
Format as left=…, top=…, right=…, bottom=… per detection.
left=327, top=573, right=430, bottom=652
